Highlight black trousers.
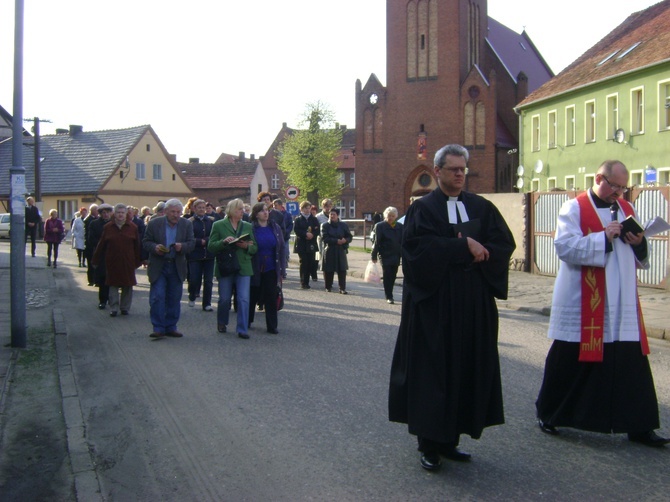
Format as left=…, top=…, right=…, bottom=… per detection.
left=324, top=270, right=346, bottom=292
left=382, top=264, right=399, bottom=300
left=46, top=242, right=60, bottom=263
left=25, top=226, right=37, bottom=256
left=249, top=269, right=278, bottom=331
left=298, top=252, right=315, bottom=287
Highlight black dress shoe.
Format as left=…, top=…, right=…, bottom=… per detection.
left=420, top=452, right=442, bottom=471
left=538, top=419, right=559, bottom=436
left=267, top=328, right=279, bottom=334
left=98, top=303, right=106, bottom=310
left=238, top=332, right=250, bottom=339
left=121, top=310, right=129, bottom=315
left=339, top=289, right=348, bottom=295
left=628, top=431, right=670, bottom=447
left=217, top=324, right=227, bottom=333
left=387, top=298, right=394, bottom=304
left=440, top=447, right=471, bottom=462
left=109, top=311, right=117, bottom=317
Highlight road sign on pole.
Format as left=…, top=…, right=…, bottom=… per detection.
left=285, top=186, right=300, bottom=200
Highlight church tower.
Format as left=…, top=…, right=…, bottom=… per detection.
left=355, top=0, right=545, bottom=216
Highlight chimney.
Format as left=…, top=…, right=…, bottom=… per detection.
left=188, top=157, right=199, bottom=163
left=55, top=128, right=68, bottom=134
left=340, top=124, right=347, bottom=131
left=169, top=154, right=177, bottom=162
left=69, top=125, right=83, bottom=136
left=250, top=154, right=255, bottom=161
left=282, top=122, right=287, bottom=128
left=239, top=151, right=245, bottom=160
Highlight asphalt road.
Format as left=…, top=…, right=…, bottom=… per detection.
left=10, top=245, right=670, bottom=500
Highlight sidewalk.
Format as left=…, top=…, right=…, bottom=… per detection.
left=345, top=245, right=669, bottom=341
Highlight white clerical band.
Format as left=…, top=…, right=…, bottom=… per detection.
left=447, top=200, right=469, bottom=224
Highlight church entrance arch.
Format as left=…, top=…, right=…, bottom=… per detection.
left=403, top=164, right=436, bottom=212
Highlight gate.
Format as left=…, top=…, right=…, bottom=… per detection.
left=529, top=188, right=669, bottom=288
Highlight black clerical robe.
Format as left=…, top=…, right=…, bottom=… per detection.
left=388, top=188, right=516, bottom=443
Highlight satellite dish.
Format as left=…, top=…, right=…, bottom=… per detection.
left=516, top=177, right=524, bottom=189
left=534, top=159, right=544, bottom=173
left=517, top=165, right=524, bottom=176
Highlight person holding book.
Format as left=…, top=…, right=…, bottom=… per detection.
left=208, top=198, right=256, bottom=339
left=388, top=144, right=516, bottom=471
left=536, top=159, right=669, bottom=447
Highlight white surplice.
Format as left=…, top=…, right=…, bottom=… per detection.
left=548, top=192, right=650, bottom=343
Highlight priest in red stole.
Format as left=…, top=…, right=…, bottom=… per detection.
left=536, top=160, right=669, bottom=447
left=388, top=144, right=516, bottom=471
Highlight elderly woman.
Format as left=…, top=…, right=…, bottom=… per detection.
left=44, top=208, right=65, bottom=268
left=71, top=207, right=88, bottom=267
left=320, top=208, right=353, bottom=294
left=371, top=206, right=404, bottom=304
left=248, top=202, right=285, bottom=334
left=208, top=199, right=257, bottom=339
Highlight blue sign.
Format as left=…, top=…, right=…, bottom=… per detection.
left=286, top=202, right=300, bottom=216
left=645, top=166, right=657, bottom=184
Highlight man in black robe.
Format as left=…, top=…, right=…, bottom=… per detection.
left=388, top=144, right=515, bottom=471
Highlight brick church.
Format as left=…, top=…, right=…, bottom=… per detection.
left=355, top=0, right=553, bottom=217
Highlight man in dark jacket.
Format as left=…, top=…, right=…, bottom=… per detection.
left=25, top=196, right=41, bottom=257
left=87, top=204, right=113, bottom=309
left=83, top=204, right=99, bottom=285
left=186, top=199, right=216, bottom=311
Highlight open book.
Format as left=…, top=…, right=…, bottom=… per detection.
left=229, top=233, right=251, bottom=244
left=620, top=215, right=670, bottom=240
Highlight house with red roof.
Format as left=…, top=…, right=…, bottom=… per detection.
left=515, top=0, right=670, bottom=192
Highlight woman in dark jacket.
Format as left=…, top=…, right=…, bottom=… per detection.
left=248, top=202, right=285, bottom=334
left=44, top=208, right=65, bottom=268
left=371, top=206, right=404, bottom=304
left=320, top=208, right=353, bottom=294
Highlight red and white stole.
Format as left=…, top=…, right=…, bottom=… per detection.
left=577, top=192, right=649, bottom=362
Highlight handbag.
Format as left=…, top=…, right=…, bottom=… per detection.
left=276, top=283, right=284, bottom=311
left=216, top=224, right=243, bottom=276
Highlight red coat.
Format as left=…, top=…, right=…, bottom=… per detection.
left=92, top=221, right=141, bottom=287
left=43, top=217, right=64, bottom=243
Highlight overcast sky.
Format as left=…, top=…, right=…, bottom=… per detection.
left=0, top=0, right=660, bottom=163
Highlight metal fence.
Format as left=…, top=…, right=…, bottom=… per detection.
left=529, top=187, right=669, bottom=289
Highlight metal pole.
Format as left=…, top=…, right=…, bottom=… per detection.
left=10, top=0, right=26, bottom=348
left=34, top=117, right=41, bottom=201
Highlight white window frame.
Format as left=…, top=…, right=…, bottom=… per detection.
left=658, top=168, right=670, bottom=186
left=658, top=79, right=670, bottom=131
left=339, top=173, right=346, bottom=187
left=531, top=114, right=541, bottom=152
left=565, top=175, right=576, bottom=191
left=531, top=179, right=540, bottom=192
left=565, top=105, right=576, bottom=146
left=349, top=200, right=356, bottom=219
left=584, top=174, right=595, bottom=189
left=630, top=170, right=643, bottom=189
left=547, top=110, right=557, bottom=149
left=349, top=173, right=356, bottom=188
left=57, top=199, right=78, bottom=223
left=631, top=86, right=645, bottom=135
left=547, top=177, right=557, bottom=191
left=585, top=99, right=596, bottom=143
left=271, top=174, right=279, bottom=190
left=152, top=164, right=162, bottom=181
left=335, top=200, right=346, bottom=215
left=606, top=93, right=619, bottom=140
left=135, top=162, right=146, bottom=180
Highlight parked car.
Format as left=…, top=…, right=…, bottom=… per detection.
left=0, top=213, right=10, bottom=238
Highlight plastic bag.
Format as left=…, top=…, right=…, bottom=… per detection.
left=364, top=260, right=381, bottom=284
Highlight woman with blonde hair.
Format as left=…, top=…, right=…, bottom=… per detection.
left=208, top=199, right=256, bottom=339
left=371, top=206, right=404, bottom=304
left=44, top=208, right=65, bottom=268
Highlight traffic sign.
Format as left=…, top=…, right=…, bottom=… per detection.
left=285, top=186, right=300, bottom=200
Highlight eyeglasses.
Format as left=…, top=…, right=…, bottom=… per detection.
left=601, top=174, right=629, bottom=193
left=440, top=166, right=469, bottom=174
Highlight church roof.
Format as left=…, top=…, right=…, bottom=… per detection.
left=487, top=17, right=555, bottom=94
left=516, top=0, right=670, bottom=108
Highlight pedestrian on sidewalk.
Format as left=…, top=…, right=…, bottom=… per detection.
left=388, top=144, right=516, bottom=472
left=371, top=206, right=403, bottom=304
left=293, top=201, right=319, bottom=290
left=44, top=209, right=65, bottom=268
left=536, top=159, right=669, bottom=447
left=71, top=207, right=87, bottom=267
left=143, top=199, right=195, bottom=339
left=25, top=196, right=41, bottom=257
left=92, top=204, right=141, bottom=317
left=88, top=204, right=113, bottom=309
left=83, top=204, right=99, bottom=284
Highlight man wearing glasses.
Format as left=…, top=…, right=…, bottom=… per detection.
left=388, top=144, right=516, bottom=471
left=536, top=160, right=669, bottom=447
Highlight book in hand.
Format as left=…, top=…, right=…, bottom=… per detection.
left=619, top=215, right=670, bottom=241
left=453, top=219, right=481, bottom=240
left=619, top=215, right=644, bottom=240
left=229, top=233, right=251, bottom=244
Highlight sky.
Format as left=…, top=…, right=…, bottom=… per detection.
left=0, top=0, right=662, bottom=163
